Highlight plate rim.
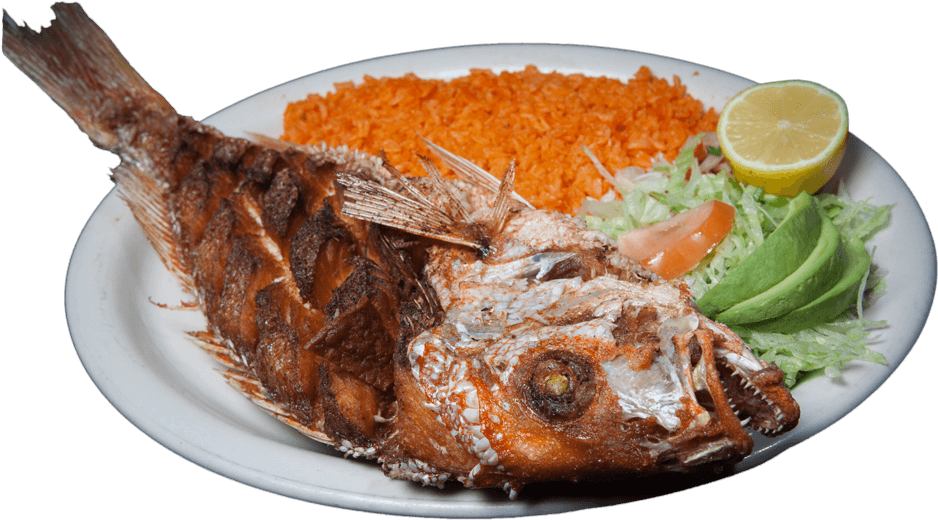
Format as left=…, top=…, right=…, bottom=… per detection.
left=66, top=44, right=934, bottom=515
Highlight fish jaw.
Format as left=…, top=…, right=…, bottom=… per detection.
left=703, top=319, right=801, bottom=436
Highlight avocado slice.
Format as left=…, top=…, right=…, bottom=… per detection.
left=715, top=214, right=847, bottom=325
left=743, top=239, right=872, bottom=333
left=696, top=191, right=821, bottom=316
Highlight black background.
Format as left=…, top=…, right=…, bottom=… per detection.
left=2, top=2, right=935, bottom=516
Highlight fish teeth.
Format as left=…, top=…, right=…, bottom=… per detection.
left=726, top=369, right=791, bottom=432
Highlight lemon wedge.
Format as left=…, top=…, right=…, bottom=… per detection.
left=717, top=80, right=848, bottom=197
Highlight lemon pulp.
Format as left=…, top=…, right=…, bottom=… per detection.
left=717, top=80, right=848, bottom=197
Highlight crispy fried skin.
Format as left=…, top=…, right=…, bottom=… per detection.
left=114, top=106, right=409, bottom=438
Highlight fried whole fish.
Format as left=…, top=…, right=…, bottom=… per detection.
left=3, top=3, right=799, bottom=497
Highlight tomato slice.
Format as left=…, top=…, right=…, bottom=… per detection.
left=616, top=199, right=736, bottom=280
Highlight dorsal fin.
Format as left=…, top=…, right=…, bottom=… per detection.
left=335, top=170, right=486, bottom=249
left=420, top=136, right=534, bottom=210
left=336, top=143, right=527, bottom=251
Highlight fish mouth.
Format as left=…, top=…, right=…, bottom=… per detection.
left=713, top=352, right=800, bottom=436
left=647, top=322, right=800, bottom=470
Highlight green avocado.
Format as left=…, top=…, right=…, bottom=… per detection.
left=696, top=191, right=822, bottom=316
left=715, top=214, right=847, bottom=326
left=743, top=239, right=872, bottom=333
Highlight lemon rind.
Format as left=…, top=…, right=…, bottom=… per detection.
left=717, top=80, right=849, bottom=172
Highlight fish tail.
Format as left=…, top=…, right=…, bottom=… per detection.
left=3, top=3, right=187, bottom=285
left=2, top=3, right=173, bottom=150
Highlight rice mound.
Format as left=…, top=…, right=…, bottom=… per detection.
left=282, top=65, right=718, bottom=214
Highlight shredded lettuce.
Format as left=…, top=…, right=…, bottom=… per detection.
left=581, top=142, right=789, bottom=299
left=816, top=192, right=893, bottom=245
left=580, top=135, right=893, bottom=387
left=735, top=319, right=888, bottom=388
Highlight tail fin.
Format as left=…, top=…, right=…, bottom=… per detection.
left=4, top=3, right=189, bottom=287
left=2, top=3, right=173, bottom=149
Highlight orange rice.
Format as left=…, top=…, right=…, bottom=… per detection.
left=282, top=65, right=718, bottom=214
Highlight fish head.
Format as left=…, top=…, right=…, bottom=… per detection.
left=333, top=151, right=798, bottom=495
left=394, top=210, right=797, bottom=493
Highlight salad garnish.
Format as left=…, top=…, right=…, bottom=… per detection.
left=581, top=133, right=891, bottom=387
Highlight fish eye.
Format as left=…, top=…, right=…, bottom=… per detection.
left=522, top=350, right=596, bottom=422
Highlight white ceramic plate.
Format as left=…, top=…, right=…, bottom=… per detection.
left=65, top=44, right=935, bottom=517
